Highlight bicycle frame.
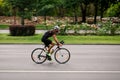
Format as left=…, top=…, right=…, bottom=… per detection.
left=43, top=44, right=60, bottom=54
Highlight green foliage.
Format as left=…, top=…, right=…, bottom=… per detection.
left=97, top=21, right=120, bottom=35
left=5, top=0, right=36, bottom=25
left=0, top=0, right=11, bottom=16
left=59, top=25, right=67, bottom=35
left=58, top=21, right=120, bottom=36
left=107, top=2, right=120, bottom=17
left=36, top=24, right=53, bottom=30
left=0, top=24, right=9, bottom=29
left=0, top=0, right=119, bottom=27
left=36, top=0, right=57, bottom=16
left=73, top=24, right=80, bottom=34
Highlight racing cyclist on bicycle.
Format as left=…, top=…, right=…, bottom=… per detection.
left=41, top=26, right=62, bottom=61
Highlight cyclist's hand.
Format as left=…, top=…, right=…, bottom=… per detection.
left=58, top=43, right=62, bottom=47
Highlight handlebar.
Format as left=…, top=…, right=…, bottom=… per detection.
left=60, top=40, right=64, bottom=44
left=56, top=40, right=64, bottom=48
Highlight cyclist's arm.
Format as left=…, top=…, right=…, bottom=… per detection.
left=53, top=34, right=62, bottom=46
left=53, top=34, right=59, bottom=44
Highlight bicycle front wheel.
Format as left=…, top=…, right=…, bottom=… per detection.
left=31, top=48, right=47, bottom=64
left=54, top=48, right=70, bottom=64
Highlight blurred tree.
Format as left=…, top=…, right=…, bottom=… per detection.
left=99, top=0, right=108, bottom=21
left=99, top=0, right=119, bottom=21
left=92, top=0, right=99, bottom=24
left=5, top=0, right=36, bottom=25
left=1, top=0, right=119, bottom=26
left=79, top=0, right=91, bottom=23
left=0, top=0, right=4, bottom=15
left=55, top=0, right=65, bottom=17
left=65, top=0, right=79, bottom=24
left=0, top=0, right=10, bottom=16
left=36, top=0, right=57, bottom=24
left=107, top=2, right=120, bottom=17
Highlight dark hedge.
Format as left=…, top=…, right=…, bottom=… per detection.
left=9, top=25, right=35, bottom=36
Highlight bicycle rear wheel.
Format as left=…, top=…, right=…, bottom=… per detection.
left=31, top=48, right=47, bottom=64
left=54, top=48, right=70, bottom=64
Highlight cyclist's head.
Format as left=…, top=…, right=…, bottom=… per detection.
left=54, top=25, right=60, bottom=30
left=53, top=25, right=60, bottom=33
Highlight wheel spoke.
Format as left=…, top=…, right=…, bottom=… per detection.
left=55, top=48, right=70, bottom=64
left=31, top=48, right=47, bottom=64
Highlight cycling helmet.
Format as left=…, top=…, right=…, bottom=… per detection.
left=54, top=25, right=60, bottom=30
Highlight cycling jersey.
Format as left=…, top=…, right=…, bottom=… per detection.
left=41, top=30, right=55, bottom=47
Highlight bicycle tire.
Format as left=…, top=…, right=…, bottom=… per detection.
left=54, top=48, right=70, bottom=64
left=31, top=48, right=47, bottom=64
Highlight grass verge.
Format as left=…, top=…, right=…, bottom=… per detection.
left=0, top=34, right=120, bottom=44
left=0, top=24, right=9, bottom=29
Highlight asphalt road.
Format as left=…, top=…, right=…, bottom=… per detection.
left=0, top=44, right=120, bottom=80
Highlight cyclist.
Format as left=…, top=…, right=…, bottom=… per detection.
left=41, top=25, right=62, bottom=61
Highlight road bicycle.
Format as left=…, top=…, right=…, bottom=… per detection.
left=31, top=41, right=70, bottom=64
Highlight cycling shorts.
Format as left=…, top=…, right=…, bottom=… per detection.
left=42, top=39, right=52, bottom=47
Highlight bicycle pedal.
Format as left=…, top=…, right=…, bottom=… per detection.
left=46, top=55, right=52, bottom=61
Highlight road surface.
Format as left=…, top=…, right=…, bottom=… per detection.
left=0, top=44, right=120, bottom=80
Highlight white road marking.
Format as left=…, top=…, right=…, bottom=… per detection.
left=0, top=70, right=120, bottom=73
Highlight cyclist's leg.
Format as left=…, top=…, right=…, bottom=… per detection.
left=42, top=39, right=53, bottom=61
left=44, top=39, right=55, bottom=54
left=46, top=40, right=55, bottom=61
left=48, top=42, right=55, bottom=54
